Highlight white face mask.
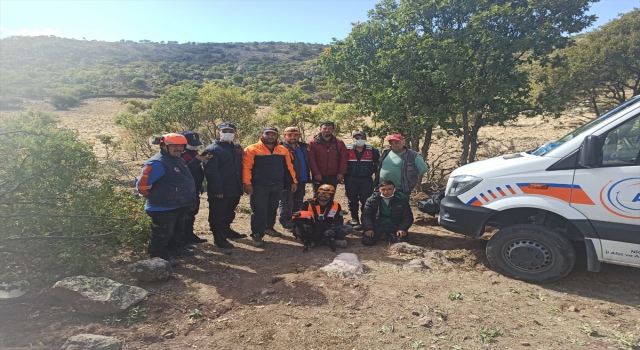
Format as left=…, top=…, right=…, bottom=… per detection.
left=354, top=139, right=366, bottom=147
left=220, top=133, right=235, bottom=142
left=381, top=189, right=395, bottom=199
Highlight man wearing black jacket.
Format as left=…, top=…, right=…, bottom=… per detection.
left=361, top=180, right=414, bottom=246
left=278, top=126, right=310, bottom=231
left=180, top=131, right=208, bottom=244
left=203, top=122, right=246, bottom=249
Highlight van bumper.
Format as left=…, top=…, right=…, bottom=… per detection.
left=438, top=196, right=496, bottom=238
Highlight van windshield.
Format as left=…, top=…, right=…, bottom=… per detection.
left=530, top=97, right=640, bottom=156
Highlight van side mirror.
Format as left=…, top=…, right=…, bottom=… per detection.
left=578, top=135, right=599, bottom=168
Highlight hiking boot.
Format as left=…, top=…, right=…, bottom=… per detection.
left=163, top=258, right=179, bottom=267
left=252, top=235, right=264, bottom=247
left=264, top=228, right=282, bottom=237
left=332, top=239, right=348, bottom=248
left=185, top=235, right=207, bottom=244
left=224, top=227, right=247, bottom=239
left=213, top=232, right=234, bottom=249
left=168, top=247, right=195, bottom=257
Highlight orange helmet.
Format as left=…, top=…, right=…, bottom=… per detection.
left=161, top=133, right=188, bottom=146
left=317, top=184, right=335, bottom=194
left=292, top=210, right=314, bottom=221
left=283, top=126, right=301, bottom=135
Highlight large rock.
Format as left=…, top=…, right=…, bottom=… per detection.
left=130, top=258, right=172, bottom=282
left=61, top=334, right=122, bottom=350
left=52, top=276, right=148, bottom=316
left=320, top=253, right=364, bottom=278
left=390, top=242, right=424, bottom=255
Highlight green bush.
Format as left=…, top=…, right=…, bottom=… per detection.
left=0, top=110, right=149, bottom=289
left=50, top=94, right=79, bottom=110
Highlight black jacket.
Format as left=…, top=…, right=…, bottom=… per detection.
left=203, top=140, right=244, bottom=197
left=181, top=149, right=205, bottom=193
left=361, top=191, right=414, bottom=231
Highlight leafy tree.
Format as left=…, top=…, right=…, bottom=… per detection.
left=322, top=0, right=595, bottom=164
left=192, top=83, right=257, bottom=144
left=0, top=110, right=149, bottom=289
left=538, top=9, right=640, bottom=116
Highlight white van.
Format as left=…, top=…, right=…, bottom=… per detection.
left=438, top=96, right=640, bottom=283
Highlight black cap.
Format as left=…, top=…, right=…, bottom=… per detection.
left=181, top=131, right=202, bottom=146
left=218, top=122, right=237, bottom=131
left=261, top=126, right=279, bottom=133
left=320, top=121, right=335, bottom=127
left=352, top=131, right=367, bottom=138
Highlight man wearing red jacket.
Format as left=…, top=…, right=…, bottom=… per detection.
left=307, top=121, right=348, bottom=194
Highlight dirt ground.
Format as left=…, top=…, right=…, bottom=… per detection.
left=0, top=99, right=639, bottom=349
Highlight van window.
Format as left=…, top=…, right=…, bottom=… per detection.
left=601, top=114, right=640, bottom=166
left=531, top=96, right=640, bottom=156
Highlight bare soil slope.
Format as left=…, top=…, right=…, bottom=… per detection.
left=1, top=100, right=638, bottom=350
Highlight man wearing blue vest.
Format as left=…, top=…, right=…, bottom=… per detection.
left=344, top=131, right=380, bottom=229
left=278, top=126, right=311, bottom=232
left=136, top=133, right=197, bottom=267
left=376, top=134, right=428, bottom=196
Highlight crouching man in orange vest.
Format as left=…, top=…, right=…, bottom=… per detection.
left=296, top=184, right=354, bottom=250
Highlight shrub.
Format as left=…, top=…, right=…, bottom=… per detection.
left=0, top=110, right=149, bottom=289
left=50, top=94, right=79, bottom=110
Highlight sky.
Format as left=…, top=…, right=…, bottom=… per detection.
left=0, top=0, right=638, bottom=44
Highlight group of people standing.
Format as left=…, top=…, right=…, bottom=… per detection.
left=136, top=121, right=428, bottom=266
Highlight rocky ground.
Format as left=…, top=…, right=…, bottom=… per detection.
left=0, top=99, right=638, bottom=349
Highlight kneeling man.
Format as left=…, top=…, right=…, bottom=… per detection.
left=361, top=180, right=414, bottom=246
left=298, top=184, right=354, bottom=249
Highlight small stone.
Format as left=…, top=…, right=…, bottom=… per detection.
left=130, top=259, right=172, bottom=282
left=520, top=341, right=531, bottom=346
left=418, top=317, right=432, bottom=327
left=163, top=331, right=175, bottom=339
left=61, top=334, right=122, bottom=350
left=304, top=323, right=312, bottom=327
left=411, top=311, right=420, bottom=316
left=568, top=305, right=578, bottom=312
left=403, top=259, right=427, bottom=270
left=260, top=288, right=275, bottom=296
left=390, top=242, right=424, bottom=255
left=468, top=315, right=480, bottom=320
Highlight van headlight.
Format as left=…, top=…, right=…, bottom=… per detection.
left=446, top=175, right=482, bottom=197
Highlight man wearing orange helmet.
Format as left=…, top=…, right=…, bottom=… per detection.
left=136, top=133, right=197, bottom=267
left=278, top=126, right=310, bottom=231
left=298, top=184, right=354, bottom=248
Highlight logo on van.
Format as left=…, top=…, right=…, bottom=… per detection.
left=599, top=177, right=640, bottom=220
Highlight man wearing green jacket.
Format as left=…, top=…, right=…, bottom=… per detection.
left=376, top=134, right=428, bottom=196
left=361, top=180, right=414, bottom=246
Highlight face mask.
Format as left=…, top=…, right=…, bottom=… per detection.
left=381, top=189, right=395, bottom=199
left=354, top=140, right=366, bottom=147
left=220, top=133, right=235, bottom=142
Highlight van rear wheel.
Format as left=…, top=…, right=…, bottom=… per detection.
left=486, top=224, right=576, bottom=283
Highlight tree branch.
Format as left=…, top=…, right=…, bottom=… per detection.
left=0, top=231, right=115, bottom=243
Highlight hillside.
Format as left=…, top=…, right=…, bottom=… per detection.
left=0, top=36, right=327, bottom=104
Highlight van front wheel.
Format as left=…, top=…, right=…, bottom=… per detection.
left=486, top=224, right=576, bottom=284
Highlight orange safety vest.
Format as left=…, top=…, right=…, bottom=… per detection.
left=304, top=199, right=340, bottom=221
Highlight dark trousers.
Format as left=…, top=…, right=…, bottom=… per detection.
left=312, top=175, right=338, bottom=195
left=184, top=197, right=200, bottom=238
left=361, top=225, right=409, bottom=246
left=208, top=195, right=241, bottom=234
left=344, top=176, right=374, bottom=221
left=250, top=182, right=284, bottom=236
left=147, top=207, right=188, bottom=259
left=279, top=183, right=307, bottom=228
